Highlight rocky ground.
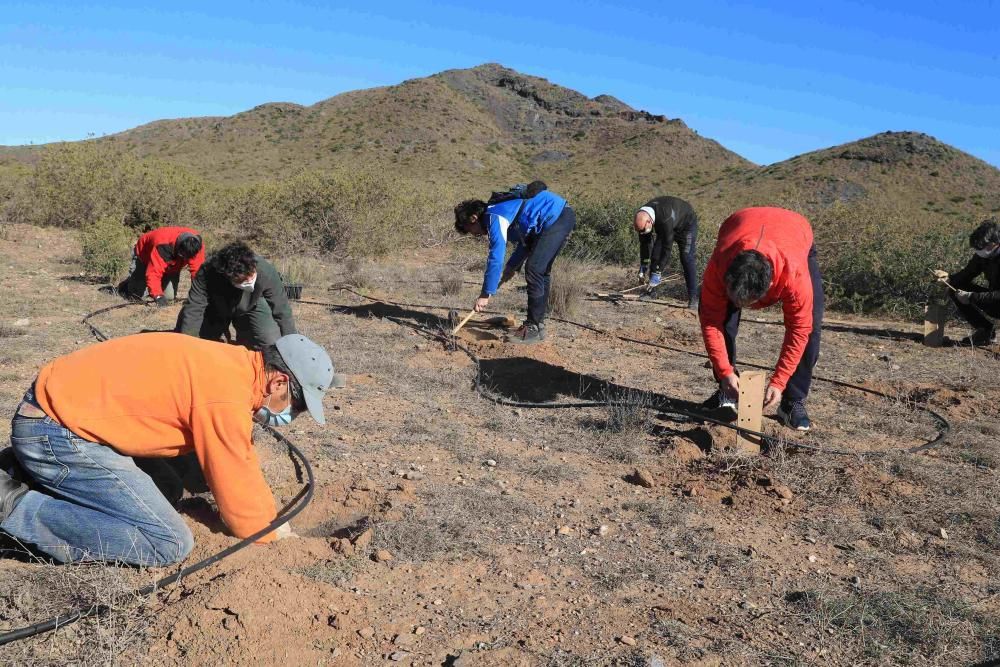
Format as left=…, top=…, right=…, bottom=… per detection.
left=0, top=224, right=998, bottom=666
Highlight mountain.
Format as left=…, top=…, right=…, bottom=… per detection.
left=0, top=63, right=752, bottom=196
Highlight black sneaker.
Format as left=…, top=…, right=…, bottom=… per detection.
left=776, top=399, right=811, bottom=431
left=958, top=326, right=996, bottom=347
left=701, top=389, right=737, bottom=421
left=509, top=322, right=545, bottom=344
left=687, top=297, right=699, bottom=310
left=0, top=468, right=28, bottom=521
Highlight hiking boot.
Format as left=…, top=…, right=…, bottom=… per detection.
left=958, top=326, right=996, bottom=347
left=0, top=468, right=29, bottom=521
left=702, top=388, right=737, bottom=421
left=776, top=399, right=811, bottom=432
left=509, top=322, right=545, bottom=344
left=687, top=296, right=699, bottom=310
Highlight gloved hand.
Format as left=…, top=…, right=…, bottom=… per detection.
left=955, top=290, right=972, bottom=304
left=932, top=269, right=949, bottom=282
left=500, top=268, right=516, bottom=285
left=647, top=272, right=662, bottom=288
left=154, top=295, right=169, bottom=308
left=638, top=264, right=649, bottom=281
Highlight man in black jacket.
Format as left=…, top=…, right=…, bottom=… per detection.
left=934, top=218, right=1000, bottom=346
left=175, top=241, right=296, bottom=349
left=634, top=195, right=700, bottom=308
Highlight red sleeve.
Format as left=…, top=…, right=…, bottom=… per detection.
left=770, top=277, right=813, bottom=390
left=188, top=246, right=205, bottom=279
left=698, top=256, right=734, bottom=380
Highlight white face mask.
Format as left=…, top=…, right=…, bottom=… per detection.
left=235, top=272, right=257, bottom=292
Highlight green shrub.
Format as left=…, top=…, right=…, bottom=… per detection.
left=565, top=195, right=639, bottom=264
left=80, top=214, right=135, bottom=282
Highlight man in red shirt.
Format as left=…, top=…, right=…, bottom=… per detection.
left=698, top=207, right=824, bottom=431
left=116, top=226, right=204, bottom=306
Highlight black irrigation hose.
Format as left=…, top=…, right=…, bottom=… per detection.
left=321, top=287, right=950, bottom=456
left=0, top=304, right=315, bottom=647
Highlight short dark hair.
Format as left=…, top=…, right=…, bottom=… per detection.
left=969, top=219, right=1000, bottom=250
left=261, top=345, right=306, bottom=412
left=175, top=234, right=203, bottom=261
left=211, top=242, right=257, bottom=281
left=725, top=250, right=773, bottom=305
left=454, top=199, right=487, bottom=234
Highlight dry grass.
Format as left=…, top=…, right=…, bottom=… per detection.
left=547, top=258, right=588, bottom=318
left=435, top=268, right=464, bottom=296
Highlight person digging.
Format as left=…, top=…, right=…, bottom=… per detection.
left=699, top=206, right=823, bottom=431
left=176, top=241, right=297, bottom=350
left=116, top=226, right=205, bottom=306
left=0, top=332, right=334, bottom=566
left=932, top=218, right=1000, bottom=347
left=633, top=195, right=700, bottom=308
left=453, top=181, right=576, bottom=344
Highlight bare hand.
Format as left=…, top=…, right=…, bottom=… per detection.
left=474, top=296, right=490, bottom=312
left=764, top=385, right=783, bottom=410
left=720, top=373, right=739, bottom=400
left=932, top=269, right=949, bottom=282
left=274, top=522, right=297, bottom=541
left=955, top=290, right=972, bottom=304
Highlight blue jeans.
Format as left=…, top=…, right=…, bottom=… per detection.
left=720, top=245, right=824, bottom=402
left=524, top=206, right=576, bottom=325
left=2, top=407, right=194, bottom=566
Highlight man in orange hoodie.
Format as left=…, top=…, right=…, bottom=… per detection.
left=116, top=226, right=205, bottom=306
left=699, top=207, right=823, bottom=431
left=0, top=332, right=334, bottom=566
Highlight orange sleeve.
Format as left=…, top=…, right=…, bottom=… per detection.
left=771, top=282, right=813, bottom=390
left=698, top=257, right=734, bottom=380
left=189, top=402, right=277, bottom=543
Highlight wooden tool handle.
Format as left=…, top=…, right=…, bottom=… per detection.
left=451, top=309, right=477, bottom=335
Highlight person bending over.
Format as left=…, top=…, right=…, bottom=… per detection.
left=117, top=226, right=204, bottom=305
left=933, top=218, right=1000, bottom=346
left=634, top=195, right=700, bottom=308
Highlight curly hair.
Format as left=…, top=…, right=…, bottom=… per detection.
left=969, top=218, right=1000, bottom=250
left=210, top=241, right=257, bottom=281
left=454, top=199, right=487, bottom=234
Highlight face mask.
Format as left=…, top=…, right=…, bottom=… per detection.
left=975, top=246, right=998, bottom=258
left=236, top=273, right=257, bottom=292
left=253, top=391, right=297, bottom=427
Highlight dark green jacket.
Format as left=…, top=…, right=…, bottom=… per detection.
left=176, top=255, right=296, bottom=337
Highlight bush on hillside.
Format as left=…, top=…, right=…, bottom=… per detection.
left=565, top=195, right=638, bottom=264
left=80, top=214, right=135, bottom=282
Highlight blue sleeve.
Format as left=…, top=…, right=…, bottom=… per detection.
left=506, top=244, right=527, bottom=274
left=481, top=216, right=507, bottom=296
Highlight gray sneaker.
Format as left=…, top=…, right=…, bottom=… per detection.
left=0, top=469, right=28, bottom=521
left=509, top=322, right=545, bottom=344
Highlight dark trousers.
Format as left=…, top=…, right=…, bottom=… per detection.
left=525, top=206, right=576, bottom=325
left=677, top=222, right=699, bottom=302
left=116, top=250, right=179, bottom=301
left=721, top=245, right=824, bottom=402
left=948, top=284, right=1000, bottom=330
left=189, top=298, right=282, bottom=351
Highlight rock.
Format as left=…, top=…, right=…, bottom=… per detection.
left=557, top=525, right=572, bottom=536
left=804, top=536, right=817, bottom=544
left=353, top=529, right=374, bottom=551
left=485, top=459, right=498, bottom=467
left=395, top=480, right=416, bottom=494
left=403, top=471, right=424, bottom=481
left=333, top=538, right=355, bottom=557
left=389, top=651, right=409, bottom=661
left=771, top=484, right=794, bottom=500
left=937, top=527, right=949, bottom=539
left=850, top=575, right=861, bottom=586
left=808, top=554, right=817, bottom=563
left=683, top=483, right=703, bottom=497
left=597, top=525, right=610, bottom=537
left=630, top=468, right=655, bottom=488
left=671, top=439, right=704, bottom=463
left=414, top=626, right=426, bottom=635
left=619, top=635, right=637, bottom=646
left=358, top=626, right=376, bottom=639
left=13, top=318, right=29, bottom=327
left=374, top=549, right=394, bottom=562
left=353, top=478, right=377, bottom=491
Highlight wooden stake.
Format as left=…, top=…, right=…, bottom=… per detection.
left=923, top=301, right=946, bottom=347
left=736, top=371, right=765, bottom=454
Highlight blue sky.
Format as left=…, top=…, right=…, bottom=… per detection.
left=2, top=0, right=998, bottom=167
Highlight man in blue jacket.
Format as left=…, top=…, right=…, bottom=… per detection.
left=454, top=182, right=576, bottom=344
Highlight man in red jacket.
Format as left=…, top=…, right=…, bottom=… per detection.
left=698, top=207, right=823, bottom=431
left=116, top=226, right=204, bottom=306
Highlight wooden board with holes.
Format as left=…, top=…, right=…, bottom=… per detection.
left=736, top=371, right=765, bottom=453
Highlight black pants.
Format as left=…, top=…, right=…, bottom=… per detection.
left=948, top=284, right=1000, bottom=330
left=721, top=245, right=824, bottom=402
left=524, top=206, right=576, bottom=325
left=653, top=220, right=700, bottom=302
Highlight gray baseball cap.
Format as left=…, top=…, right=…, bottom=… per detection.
left=275, top=334, right=335, bottom=425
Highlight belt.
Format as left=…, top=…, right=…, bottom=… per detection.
left=15, top=401, right=47, bottom=419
